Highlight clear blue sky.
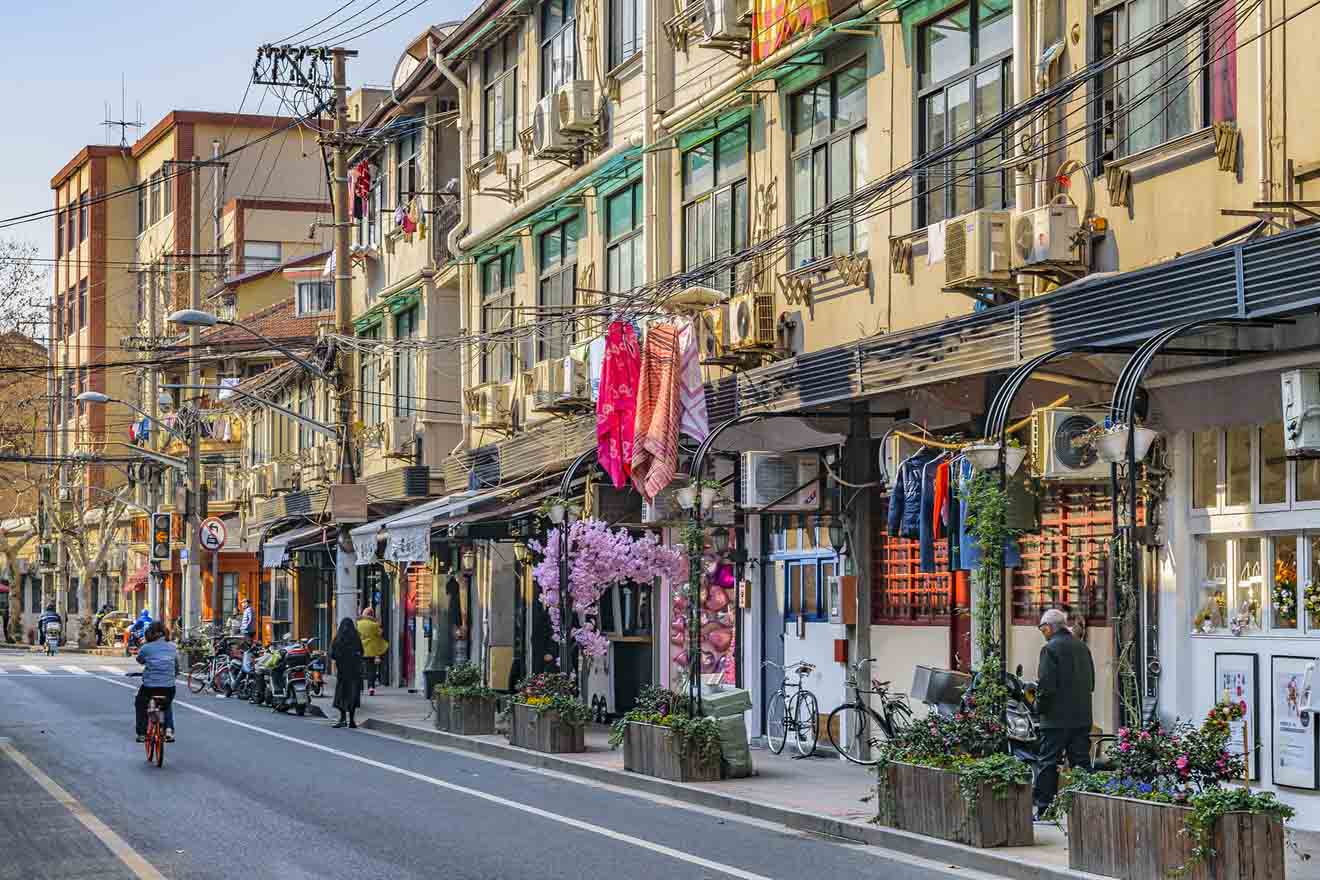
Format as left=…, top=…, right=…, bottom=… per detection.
left=0, top=0, right=472, bottom=259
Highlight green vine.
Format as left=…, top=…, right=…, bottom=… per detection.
left=433, top=662, right=498, bottom=702
left=608, top=686, right=722, bottom=767
left=1174, top=788, right=1294, bottom=876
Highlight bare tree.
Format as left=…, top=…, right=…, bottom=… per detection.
left=44, top=475, right=130, bottom=647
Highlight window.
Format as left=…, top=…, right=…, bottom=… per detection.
left=789, top=60, right=869, bottom=266
left=480, top=252, right=516, bottom=383
left=538, top=219, right=579, bottom=361
left=1192, top=429, right=1219, bottom=509
left=136, top=271, right=147, bottom=320
left=65, top=202, right=75, bottom=251
left=395, top=125, right=421, bottom=206
left=917, top=0, right=1014, bottom=225
left=357, top=162, right=382, bottom=248
left=541, top=0, right=578, bottom=98
left=78, top=192, right=88, bottom=243
left=682, top=126, right=749, bottom=292
left=149, top=173, right=162, bottom=226
left=242, top=241, right=281, bottom=272
left=78, top=279, right=88, bottom=329
left=297, top=383, right=315, bottom=451
left=610, top=0, right=643, bottom=68
left=163, top=171, right=173, bottom=216
left=53, top=295, right=62, bottom=340
left=271, top=570, right=291, bottom=623
left=221, top=573, right=239, bottom=619
left=66, top=286, right=75, bottom=338
left=483, top=33, right=519, bottom=156
left=1192, top=423, right=1306, bottom=512
left=56, top=210, right=65, bottom=258
left=394, top=306, right=419, bottom=418
left=137, top=181, right=147, bottom=233
left=606, top=182, right=644, bottom=296
left=358, top=326, right=382, bottom=427
left=1095, top=0, right=1204, bottom=163
left=296, top=280, right=334, bottom=315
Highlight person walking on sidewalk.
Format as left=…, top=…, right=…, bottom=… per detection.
left=1032, top=608, right=1095, bottom=818
left=356, top=608, right=388, bottom=696
left=330, top=616, right=363, bottom=729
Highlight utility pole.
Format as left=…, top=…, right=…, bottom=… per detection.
left=188, top=155, right=203, bottom=630
left=147, top=262, right=160, bottom=617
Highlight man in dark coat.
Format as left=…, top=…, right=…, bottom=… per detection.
left=1033, top=608, right=1095, bottom=816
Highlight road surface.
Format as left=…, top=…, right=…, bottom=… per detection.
left=0, top=650, right=1002, bottom=880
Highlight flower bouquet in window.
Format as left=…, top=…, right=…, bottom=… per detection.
left=1273, top=557, right=1298, bottom=627
left=1306, top=579, right=1320, bottom=630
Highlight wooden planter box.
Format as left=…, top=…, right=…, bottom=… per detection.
left=622, top=722, right=721, bottom=782
left=878, top=761, right=1033, bottom=848
left=433, top=695, right=497, bottom=736
left=1068, top=791, right=1285, bottom=880
left=509, top=702, right=585, bottom=753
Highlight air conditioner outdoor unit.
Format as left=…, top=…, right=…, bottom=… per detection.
left=1029, top=407, right=1111, bottom=481
left=466, top=382, right=513, bottom=430
left=559, top=356, right=589, bottom=401
left=557, top=80, right=595, bottom=133
left=729, top=290, right=774, bottom=350
left=391, top=416, right=416, bottom=455
left=1012, top=198, right=1080, bottom=268
left=701, top=0, right=744, bottom=41
left=526, top=360, right=561, bottom=412
left=1282, top=370, right=1320, bottom=453
left=532, top=94, right=567, bottom=155
left=271, top=461, right=296, bottom=490
left=698, top=304, right=728, bottom=360
left=944, top=209, right=1013, bottom=287
left=252, top=467, right=270, bottom=497
left=741, top=452, right=820, bottom=510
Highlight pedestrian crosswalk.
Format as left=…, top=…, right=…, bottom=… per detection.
left=0, top=664, right=129, bottom=676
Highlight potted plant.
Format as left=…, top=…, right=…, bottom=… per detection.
left=1053, top=703, right=1292, bottom=879
left=508, top=672, right=589, bottom=753
left=609, top=686, right=723, bottom=782
left=432, top=662, right=498, bottom=735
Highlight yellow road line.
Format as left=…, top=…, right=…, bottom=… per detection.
left=0, top=738, right=166, bottom=880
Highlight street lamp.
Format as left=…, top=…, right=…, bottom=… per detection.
left=167, top=309, right=332, bottom=380
left=76, top=392, right=187, bottom=444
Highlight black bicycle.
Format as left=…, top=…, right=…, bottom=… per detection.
left=827, top=658, right=913, bottom=765
left=764, top=659, right=820, bottom=757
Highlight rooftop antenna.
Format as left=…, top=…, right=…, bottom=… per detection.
left=103, top=74, right=143, bottom=148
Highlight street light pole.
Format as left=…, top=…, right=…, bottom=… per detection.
left=188, top=156, right=204, bottom=631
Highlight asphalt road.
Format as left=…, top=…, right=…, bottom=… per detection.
left=0, top=651, right=999, bottom=880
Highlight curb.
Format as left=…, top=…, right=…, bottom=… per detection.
left=363, top=717, right=1105, bottom=880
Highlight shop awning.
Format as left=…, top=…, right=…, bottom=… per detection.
left=350, top=492, right=485, bottom=566
left=262, top=523, right=336, bottom=570
left=124, top=562, right=149, bottom=593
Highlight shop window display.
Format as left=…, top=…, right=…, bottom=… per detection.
left=1272, top=535, right=1298, bottom=630
left=1195, top=538, right=1229, bottom=632
left=1232, top=537, right=1263, bottom=633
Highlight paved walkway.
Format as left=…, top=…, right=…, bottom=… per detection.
left=349, top=688, right=1320, bottom=880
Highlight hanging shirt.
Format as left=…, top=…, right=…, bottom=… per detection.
left=931, top=458, right=951, bottom=539
left=676, top=318, right=709, bottom=442
left=886, top=447, right=940, bottom=540
left=631, top=322, right=684, bottom=501
left=918, top=455, right=945, bottom=573
left=596, top=322, right=640, bottom=490
left=957, top=458, right=1022, bottom=571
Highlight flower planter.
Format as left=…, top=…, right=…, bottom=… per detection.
left=878, top=761, right=1033, bottom=848
left=433, top=695, right=498, bottom=736
left=1067, top=791, right=1285, bottom=880
left=509, top=702, right=585, bottom=753
left=622, top=722, right=720, bottom=782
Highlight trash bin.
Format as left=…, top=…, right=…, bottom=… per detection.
left=701, top=685, right=754, bottom=779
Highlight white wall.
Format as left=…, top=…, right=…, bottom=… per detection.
left=869, top=624, right=950, bottom=719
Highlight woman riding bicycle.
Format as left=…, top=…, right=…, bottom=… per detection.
left=135, top=622, right=177, bottom=744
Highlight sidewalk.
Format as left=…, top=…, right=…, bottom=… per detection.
left=352, top=689, right=1320, bottom=880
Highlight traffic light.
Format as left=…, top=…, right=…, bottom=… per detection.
left=150, top=513, right=172, bottom=561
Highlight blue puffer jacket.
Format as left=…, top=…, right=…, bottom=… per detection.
left=887, top=449, right=940, bottom=539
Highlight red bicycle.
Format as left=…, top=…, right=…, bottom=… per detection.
left=144, top=695, right=166, bottom=767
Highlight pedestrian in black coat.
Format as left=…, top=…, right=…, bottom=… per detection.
left=330, top=616, right=363, bottom=729
left=1032, top=608, right=1096, bottom=816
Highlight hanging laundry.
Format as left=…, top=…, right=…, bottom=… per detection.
left=631, top=322, right=684, bottom=501
left=418, top=215, right=427, bottom=239
left=353, top=194, right=364, bottom=220
left=394, top=203, right=408, bottom=229
left=586, top=334, right=607, bottom=401
left=596, top=321, right=640, bottom=490
left=956, top=457, right=1022, bottom=571
left=917, top=453, right=947, bottom=573
left=931, top=457, right=951, bottom=539
left=353, top=160, right=371, bottom=199
left=886, top=446, right=939, bottom=540
left=676, top=318, right=709, bottom=442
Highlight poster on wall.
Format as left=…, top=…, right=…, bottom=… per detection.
left=1214, top=652, right=1259, bottom=781
left=1272, top=655, right=1318, bottom=789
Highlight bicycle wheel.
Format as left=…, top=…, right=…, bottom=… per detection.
left=152, top=722, right=165, bottom=768
left=766, top=690, right=788, bottom=754
left=188, top=663, right=210, bottom=694
left=791, top=691, right=819, bottom=757
left=828, top=704, right=880, bottom=765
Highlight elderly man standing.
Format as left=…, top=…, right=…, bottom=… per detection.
left=1033, top=607, right=1095, bottom=818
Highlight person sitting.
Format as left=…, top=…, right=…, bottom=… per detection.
left=134, top=621, right=177, bottom=743
left=37, top=604, right=62, bottom=653
left=128, top=608, right=152, bottom=645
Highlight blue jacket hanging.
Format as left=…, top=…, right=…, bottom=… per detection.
left=887, top=447, right=941, bottom=540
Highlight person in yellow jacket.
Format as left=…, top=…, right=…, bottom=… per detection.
left=356, top=608, right=389, bottom=696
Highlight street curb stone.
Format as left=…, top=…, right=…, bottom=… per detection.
left=363, top=718, right=1107, bottom=880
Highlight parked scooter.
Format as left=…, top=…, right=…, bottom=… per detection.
left=307, top=641, right=326, bottom=698
left=264, top=636, right=311, bottom=715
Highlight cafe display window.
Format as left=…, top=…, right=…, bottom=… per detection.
left=1195, top=533, right=1318, bottom=636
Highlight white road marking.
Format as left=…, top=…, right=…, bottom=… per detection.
left=64, top=666, right=90, bottom=675
left=94, top=676, right=770, bottom=880
left=21, top=665, right=47, bottom=674
left=0, top=737, right=166, bottom=880
left=99, top=666, right=125, bottom=674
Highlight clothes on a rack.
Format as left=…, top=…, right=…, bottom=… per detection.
left=917, top=453, right=947, bottom=573
left=887, top=447, right=940, bottom=540
left=631, top=321, right=685, bottom=501
left=597, top=322, right=640, bottom=490
left=957, top=458, right=1022, bottom=571
left=676, top=319, right=709, bottom=442
left=931, top=458, right=951, bottom=538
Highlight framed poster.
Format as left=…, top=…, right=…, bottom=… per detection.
left=1271, top=655, right=1319, bottom=789
left=1214, top=652, right=1260, bottom=781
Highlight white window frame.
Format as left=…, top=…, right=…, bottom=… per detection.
left=242, top=241, right=282, bottom=273
left=295, top=280, right=335, bottom=316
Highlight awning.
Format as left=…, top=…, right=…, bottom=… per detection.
left=124, top=562, right=149, bottom=593
left=262, top=523, right=336, bottom=570
left=350, top=492, right=484, bottom=567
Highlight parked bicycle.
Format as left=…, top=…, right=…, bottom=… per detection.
left=764, top=659, right=820, bottom=757
left=827, top=657, right=913, bottom=765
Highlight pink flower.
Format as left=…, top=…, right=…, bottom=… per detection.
left=1138, top=731, right=1151, bottom=742
left=1119, top=742, right=1132, bottom=752
left=1118, top=727, right=1130, bottom=740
